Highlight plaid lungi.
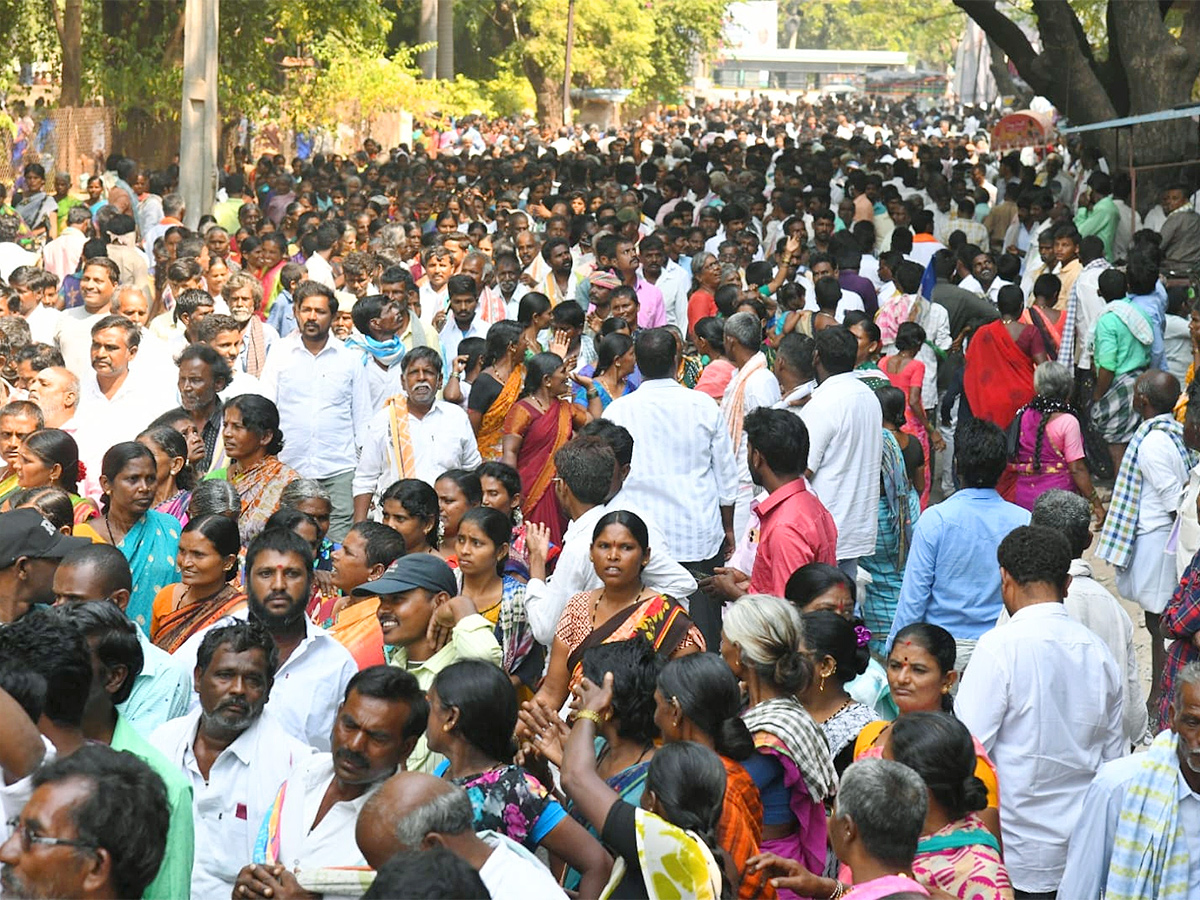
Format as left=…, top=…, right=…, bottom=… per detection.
left=1091, top=368, right=1143, bottom=444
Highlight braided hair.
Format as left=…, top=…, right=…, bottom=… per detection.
left=1024, top=394, right=1077, bottom=473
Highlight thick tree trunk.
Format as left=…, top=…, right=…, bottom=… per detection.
left=53, top=0, right=84, bottom=107
left=436, top=0, right=454, bottom=79
left=523, top=56, right=562, bottom=125
left=419, top=0, right=437, bottom=79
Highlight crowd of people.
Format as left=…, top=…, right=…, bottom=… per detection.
left=0, top=91, right=1199, bottom=900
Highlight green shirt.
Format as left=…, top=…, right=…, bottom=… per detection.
left=111, top=714, right=196, bottom=899
left=1094, top=303, right=1152, bottom=375
left=1074, top=195, right=1120, bottom=261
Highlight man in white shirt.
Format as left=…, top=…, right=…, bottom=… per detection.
left=799, top=326, right=882, bottom=576
left=7, top=267, right=59, bottom=347
left=343, top=292, right=407, bottom=411
left=0, top=213, right=38, bottom=281
left=804, top=254, right=864, bottom=320
left=26, top=364, right=79, bottom=431
left=353, top=347, right=481, bottom=519
left=259, top=281, right=373, bottom=542
left=604, top=329, right=737, bottom=647
left=957, top=525, right=1125, bottom=897
left=40, top=204, right=90, bottom=281
left=720, top=312, right=781, bottom=537
left=439, top=273, right=490, bottom=371
left=356, top=771, right=568, bottom=900
left=232, top=665, right=428, bottom=900
left=57, top=257, right=118, bottom=376
left=303, top=221, right=339, bottom=289
left=172, top=529, right=358, bottom=751
left=151, top=622, right=312, bottom=900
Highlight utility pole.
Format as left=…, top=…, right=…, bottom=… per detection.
left=419, top=0, right=437, bottom=79
left=180, top=0, right=218, bottom=230
left=563, top=0, right=575, bottom=127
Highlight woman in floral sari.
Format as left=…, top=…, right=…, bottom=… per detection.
left=207, top=394, right=299, bottom=546
left=11, top=429, right=98, bottom=524
left=468, top=321, right=524, bottom=461
left=138, top=426, right=195, bottom=526
left=151, top=514, right=245, bottom=653
left=502, top=352, right=598, bottom=546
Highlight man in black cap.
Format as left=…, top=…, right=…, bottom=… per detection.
left=0, top=507, right=91, bottom=624
left=365, top=553, right=501, bottom=773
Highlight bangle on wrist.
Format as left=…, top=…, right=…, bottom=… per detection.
left=828, top=882, right=847, bottom=900
left=575, top=710, right=603, bottom=726
left=586, top=388, right=600, bottom=399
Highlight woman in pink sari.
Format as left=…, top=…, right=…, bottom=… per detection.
left=502, top=352, right=599, bottom=546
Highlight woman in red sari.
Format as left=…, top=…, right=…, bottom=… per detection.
left=502, top=352, right=600, bottom=545
left=964, top=284, right=1049, bottom=430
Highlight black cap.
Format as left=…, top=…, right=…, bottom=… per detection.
left=0, top=508, right=93, bottom=569
left=353, top=553, right=458, bottom=598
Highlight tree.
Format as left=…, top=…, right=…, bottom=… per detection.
left=956, top=0, right=1200, bottom=207
left=779, top=0, right=964, bottom=70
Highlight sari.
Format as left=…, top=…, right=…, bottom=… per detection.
left=599, top=806, right=723, bottom=900
left=504, top=398, right=573, bottom=546
left=912, top=814, right=1013, bottom=900
left=565, top=742, right=650, bottom=892
left=859, top=429, right=919, bottom=655
left=118, top=510, right=182, bottom=636
left=1022, top=305, right=1062, bottom=359
left=855, top=720, right=1000, bottom=810
left=720, top=756, right=776, bottom=899
left=476, top=575, right=542, bottom=689
left=883, top=355, right=930, bottom=508
left=327, top=596, right=385, bottom=669
left=71, top=494, right=99, bottom=524
left=219, top=456, right=300, bottom=546
left=151, top=583, right=247, bottom=654
left=1005, top=406, right=1081, bottom=510
left=962, top=320, right=1037, bottom=430
left=477, top=365, right=524, bottom=461
left=154, top=490, right=191, bottom=526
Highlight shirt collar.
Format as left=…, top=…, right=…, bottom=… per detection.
left=1008, top=601, right=1069, bottom=622
left=752, top=478, right=807, bottom=518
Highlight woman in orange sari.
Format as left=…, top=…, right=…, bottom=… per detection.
left=963, top=284, right=1049, bottom=430
left=468, top=321, right=524, bottom=461
left=501, top=352, right=598, bottom=546
left=1021, top=272, right=1065, bottom=359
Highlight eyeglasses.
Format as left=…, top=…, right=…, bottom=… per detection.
left=5, top=817, right=98, bottom=853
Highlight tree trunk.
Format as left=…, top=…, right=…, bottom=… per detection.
left=419, top=0, right=437, bottom=79
left=523, top=56, right=562, bottom=125
left=436, top=0, right=454, bottom=79
left=52, top=0, right=84, bottom=107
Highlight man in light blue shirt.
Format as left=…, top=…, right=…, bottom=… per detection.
left=888, top=418, right=1030, bottom=670
left=1127, top=252, right=1169, bottom=372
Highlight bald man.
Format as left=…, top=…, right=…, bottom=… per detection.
left=355, top=771, right=568, bottom=900
left=26, top=365, right=79, bottom=429
left=1097, top=369, right=1196, bottom=724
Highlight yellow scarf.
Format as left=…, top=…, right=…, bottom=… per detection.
left=387, top=394, right=418, bottom=480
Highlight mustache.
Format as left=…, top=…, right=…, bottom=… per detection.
left=217, top=698, right=250, bottom=714
left=336, top=748, right=369, bottom=769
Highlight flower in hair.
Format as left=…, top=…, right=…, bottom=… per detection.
left=854, top=624, right=871, bottom=647
left=77, top=461, right=87, bottom=480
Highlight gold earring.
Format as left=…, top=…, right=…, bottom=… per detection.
left=818, top=673, right=827, bottom=692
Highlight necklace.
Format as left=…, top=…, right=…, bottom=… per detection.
left=821, top=695, right=854, bottom=723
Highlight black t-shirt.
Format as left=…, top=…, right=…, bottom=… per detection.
left=601, top=801, right=647, bottom=899
left=468, top=371, right=504, bottom=414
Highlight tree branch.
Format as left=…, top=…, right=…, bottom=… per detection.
left=952, top=0, right=1045, bottom=92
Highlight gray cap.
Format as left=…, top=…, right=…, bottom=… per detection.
left=353, top=553, right=458, bottom=598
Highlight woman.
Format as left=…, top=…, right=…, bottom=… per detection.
left=502, top=352, right=594, bottom=545
left=883, top=322, right=944, bottom=508
left=432, top=468, right=480, bottom=568
left=572, top=332, right=634, bottom=410
left=655, top=654, right=773, bottom=898
left=469, top=320, right=525, bottom=460
left=205, top=255, right=231, bottom=300
left=148, top=407, right=206, bottom=469
left=1005, top=361, right=1104, bottom=518
left=853, top=623, right=1002, bottom=840
left=279, top=478, right=338, bottom=620
left=1022, top=281, right=1064, bottom=359
left=964, top=284, right=1047, bottom=430
left=187, top=478, right=241, bottom=523
left=721, top=596, right=837, bottom=896
left=138, top=426, right=195, bottom=525
left=455, top=507, right=541, bottom=690
left=379, top=478, right=439, bottom=555
left=212, top=394, right=300, bottom=546
left=517, top=292, right=553, bottom=359
left=694, top=317, right=737, bottom=402
left=426, top=661, right=613, bottom=898
left=96, top=442, right=182, bottom=636
left=533, top=510, right=703, bottom=713
left=150, top=514, right=245, bottom=652
left=798, top=610, right=879, bottom=773
left=847, top=315, right=889, bottom=391
left=255, top=233, right=288, bottom=307
left=784, top=563, right=897, bottom=720
left=11, top=429, right=97, bottom=524
left=12, top=487, right=76, bottom=535
left=859, top=387, right=922, bottom=654
left=477, top=460, right=540, bottom=579
left=688, top=251, right=722, bottom=339
left=889, top=713, right=1013, bottom=899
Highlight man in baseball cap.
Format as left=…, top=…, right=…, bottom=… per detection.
left=0, top=508, right=92, bottom=624
left=361, top=554, right=500, bottom=773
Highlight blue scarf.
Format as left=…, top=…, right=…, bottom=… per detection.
left=345, top=333, right=405, bottom=368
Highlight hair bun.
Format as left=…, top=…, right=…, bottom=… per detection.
left=962, top=774, right=988, bottom=812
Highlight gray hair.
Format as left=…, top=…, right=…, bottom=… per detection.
left=690, top=251, right=716, bottom=279
left=1033, top=360, right=1073, bottom=402
left=374, top=222, right=408, bottom=252
left=279, top=478, right=331, bottom=508
left=834, top=759, right=927, bottom=869
left=1174, top=661, right=1200, bottom=707
left=162, top=192, right=186, bottom=218
left=188, top=479, right=240, bottom=519
left=724, top=311, right=762, bottom=351
left=393, top=786, right=474, bottom=850
left=1031, top=490, right=1090, bottom=559
left=723, top=595, right=812, bottom=693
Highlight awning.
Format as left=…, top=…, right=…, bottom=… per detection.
left=990, top=110, right=1056, bottom=151
left=1058, top=104, right=1200, bottom=134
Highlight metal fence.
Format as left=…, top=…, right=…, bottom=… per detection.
left=0, top=106, right=116, bottom=193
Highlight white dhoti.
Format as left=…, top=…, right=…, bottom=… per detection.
left=1116, top=524, right=1177, bottom=614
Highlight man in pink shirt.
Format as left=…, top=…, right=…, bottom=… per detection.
left=596, top=233, right=666, bottom=329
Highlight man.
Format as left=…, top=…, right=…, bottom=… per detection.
left=907, top=209, right=945, bottom=268
left=1052, top=225, right=1083, bottom=311
left=173, top=528, right=357, bottom=751
left=342, top=292, right=406, bottom=410
left=1126, top=249, right=1169, bottom=372
left=439, top=274, right=490, bottom=372
left=0, top=744, right=170, bottom=900
left=720, top=312, right=781, bottom=537
left=522, top=436, right=696, bottom=646
left=956, top=249, right=1008, bottom=303
left=479, top=252, right=527, bottom=323
left=639, top=234, right=688, bottom=331
left=196, top=313, right=262, bottom=400
left=232, top=666, right=427, bottom=900
left=1020, top=228, right=1058, bottom=299
left=177, top=343, right=233, bottom=474
left=52, top=543, right=191, bottom=737
left=55, top=602, right=195, bottom=899
left=371, top=553, right=501, bottom=772
left=1061, top=662, right=1200, bottom=896
left=799, top=327, right=882, bottom=577
left=804, top=253, right=865, bottom=320
left=213, top=172, right=250, bottom=233
left=379, top=266, right=438, bottom=352
left=7, top=267, right=58, bottom=349
left=1074, top=170, right=1120, bottom=261
left=957, top=525, right=1125, bottom=897
left=326, top=522, right=406, bottom=668
left=142, top=192, right=185, bottom=271
left=57, top=257, right=118, bottom=376
left=260, top=281, right=372, bottom=541
left=0, top=400, right=42, bottom=505
left=538, top=236, right=580, bottom=307
left=1028, top=491, right=1148, bottom=745
left=597, top=234, right=666, bottom=329
left=707, top=408, right=837, bottom=601
left=0, top=508, right=89, bottom=624
left=1159, top=182, right=1200, bottom=272
left=302, top=221, right=340, bottom=290
left=773, top=332, right=816, bottom=410
left=224, top=272, right=279, bottom=378
left=151, top=622, right=312, bottom=900
left=1056, top=234, right=1111, bottom=370
left=1090, top=268, right=1153, bottom=471
left=1097, top=370, right=1195, bottom=723
left=354, top=347, right=480, bottom=517
left=355, top=771, right=568, bottom=900
left=26, top=365, right=79, bottom=431
left=166, top=288, right=215, bottom=353
left=889, top=419, right=1030, bottom=669
left=604, top=329, right=738, bottom=647
left=101, top=213, right=151, bottom=303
